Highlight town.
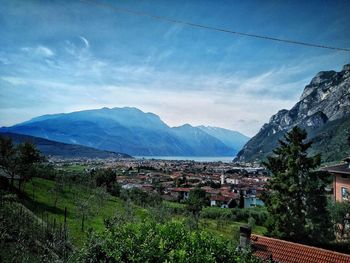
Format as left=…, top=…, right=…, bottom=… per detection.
left=51, top=155, right=350, bottom=210
left=52, top=157, right=268, bottom=209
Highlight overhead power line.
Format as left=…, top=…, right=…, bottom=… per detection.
left=80, top=0, right=350, bottom=52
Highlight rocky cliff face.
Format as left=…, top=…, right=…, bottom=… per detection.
left=235, top=64, right=350, bottom=162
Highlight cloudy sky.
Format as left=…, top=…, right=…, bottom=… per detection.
left=1, top=0, right=350, bottom=136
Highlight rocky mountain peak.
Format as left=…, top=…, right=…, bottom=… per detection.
left=309, top=70, right=337, bottom=85
left=269, top=109, right=288, bottom=123
left=301, top=71, right=336, bottom=100
left=343, top=64, right=350, bottom=72
left=235, top=63, right=350, bottom=163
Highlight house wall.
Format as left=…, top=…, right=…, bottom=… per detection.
left=334, top=173, right=350, bottom=202
left=244, top=196, right=264, bottom=208
left=183, top=192, right=189, bottom=200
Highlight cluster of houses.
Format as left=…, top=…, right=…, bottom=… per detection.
left=113, top=159, right=268, bottom=209
left=113, top=156, right=350, bottom=210
left=167, top=174, right=267, bottom=208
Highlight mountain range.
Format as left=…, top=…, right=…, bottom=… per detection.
left=235, top=63, right=350, bottom=163
left=0, top=107, right=249, bottom=157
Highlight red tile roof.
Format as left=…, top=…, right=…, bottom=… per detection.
left=171, top=187, right=191, bottom=192
left=141, top=184, right=154, bottom=188
left=210, top=195, right=231, bottom=202
left=251, top=234, right=350, bottom=263
left=222, top=192, right=237, bottom=198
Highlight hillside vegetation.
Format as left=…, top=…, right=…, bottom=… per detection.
left=21, top=176, right=266, bottom=246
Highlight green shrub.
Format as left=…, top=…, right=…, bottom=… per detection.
left=75, top=219, right=261, bottom=263
left=200, top=207, right=268, bottom=226
left=120, top=188, right=163, bottom=207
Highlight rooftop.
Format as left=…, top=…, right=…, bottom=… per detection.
left=171, top=187, right=191, bottom=192
left=210, top=195, right=232, bottom=202
left=251, top=234, right=350, bottom=263
left=322, top=163, right=350, bottom=175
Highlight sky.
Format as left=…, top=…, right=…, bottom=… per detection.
left=0, top=0, right=350, bottom=137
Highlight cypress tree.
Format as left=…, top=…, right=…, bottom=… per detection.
left=263, top=126, right=333, bottom=244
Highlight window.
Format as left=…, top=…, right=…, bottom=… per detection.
left=341, top=187, right=349, bottom=201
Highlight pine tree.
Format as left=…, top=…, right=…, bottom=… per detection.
left=262, top=126, right=333, bottom=244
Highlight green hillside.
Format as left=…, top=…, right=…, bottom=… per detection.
left=309, top=116, right=350, bottom=162
left=20, top=176, right=266, bottom=246
left=237, top=116, right=350, bottom=164
left=0, top=132, right=132, bottom=159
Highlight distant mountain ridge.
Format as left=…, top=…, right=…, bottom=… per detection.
left=0, top=132, right=131, bottom=159
left=197, top=126, right=249, bottom=151
left=1, top=107, right=249, bottom=157
left=235, top=63, right=350, bottom=163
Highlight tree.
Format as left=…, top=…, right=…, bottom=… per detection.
left=93, top=186, right=109, bottom=215
left=328, top=200, right=350, bottom=240
left=93, top=168, right=120, bottom=196
left=94, top=168, right=115, bottom=187
left=17, top=142, right=41, bottom=191
left=262, top=126, right=333, bottom=244
left=75, top=193, right=94, bottom=232
left=0, top=137, right=41, bottom=191
left=187, top=187, right=208, bottom=227
left=239, top=190, right=245, bottom=209
left=50, top=174, right=65, bottom=208
left=0, top=137, right=17, bottom=188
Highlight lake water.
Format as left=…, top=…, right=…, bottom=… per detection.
left=135, top=156, right=235, bottom=163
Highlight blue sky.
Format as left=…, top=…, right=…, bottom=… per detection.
left=0, top=0, right=350, bottom=136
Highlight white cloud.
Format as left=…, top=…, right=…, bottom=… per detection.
left=36, top=45, right=55, bottom=57
left=79, top=36, right=90, bottom=48
left=1, top=76, right=28, bottom=85
left=21, top=45, right=55, bottom=57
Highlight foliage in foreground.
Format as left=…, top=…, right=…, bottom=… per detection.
left=75, top=216, right=261, bottom=263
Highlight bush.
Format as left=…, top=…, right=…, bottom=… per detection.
left=76, top=219, right=261, bottom=263
left=200, top=207, right=268, bottom=226
left=92, top=168, right=121, bottom=197
left=120, top=188, right=162, bottom=207
left=163, top=201, right=188, bottom=215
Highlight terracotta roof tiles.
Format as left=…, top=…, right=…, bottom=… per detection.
left=251, top=234, right=350, bottom=263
